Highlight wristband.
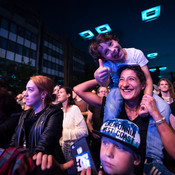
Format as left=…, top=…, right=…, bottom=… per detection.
left=154, top=117, right=166, bottom=126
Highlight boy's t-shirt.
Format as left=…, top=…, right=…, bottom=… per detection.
left=103, top=48, right=148, bottom=85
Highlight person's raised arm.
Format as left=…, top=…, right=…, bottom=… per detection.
left=73, top=79, right=102, bottom=107
left=141, top=65, right=153, bottom=96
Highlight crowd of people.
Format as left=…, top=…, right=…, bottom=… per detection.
left=0, top=33, right=175, bottom=175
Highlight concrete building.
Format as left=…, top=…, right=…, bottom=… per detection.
left=0, top=0, right=88, bottom=93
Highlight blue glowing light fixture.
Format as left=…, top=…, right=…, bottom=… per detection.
left=159, top=67, right=167, bottom=71
left=79, top=30, right=95, bottom=40
left=95, top=24, right=111, bottom=34
left=141, top=5, right=161, bottom=22
left=147, top=52, right=158, bottom=59
left=149, top=68, right=157, bottom=72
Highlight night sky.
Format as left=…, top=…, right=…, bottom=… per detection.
left=24, top=0, right=175, bottom=80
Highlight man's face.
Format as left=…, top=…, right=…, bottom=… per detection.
left=100, top=137, right=135, bottom=175
left=98, top=87, right=108, bottom=97
left=98, top=40, right=125, bottom=62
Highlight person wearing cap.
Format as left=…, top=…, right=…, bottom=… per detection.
left=94, top=118, right=141, bottom=175
left=74, top=65, right=175, bottom=175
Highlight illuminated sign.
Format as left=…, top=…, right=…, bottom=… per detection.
left=149, top=68, right=157, bottom=72
left=141, top=5, right=161, bottom=22
left=95, top=24, right=111, bottom=34
left=159, top=67, right=167, bottom=71
left=79, top=30, right=95, bottom=40
left=147, top=52, right=158, bottom=59
left=149, top=66, right=167, bottom=72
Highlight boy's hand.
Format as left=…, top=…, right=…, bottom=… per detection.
left=94, top=59, right=110, bottom=87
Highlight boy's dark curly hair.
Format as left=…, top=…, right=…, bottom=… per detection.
left=89, top=33, right=119, bottom=62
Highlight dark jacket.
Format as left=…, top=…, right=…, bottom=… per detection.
left=9, top=105, right=65, bottom=163
left=0, top=112, right=21, bottom=149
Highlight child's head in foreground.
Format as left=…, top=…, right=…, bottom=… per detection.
left=93, top=118, right=141, bottom=175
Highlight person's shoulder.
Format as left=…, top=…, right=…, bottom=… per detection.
left=72, top=105, right=80, bottom=110
left=19, top=108, right=34, bottom=119
left=125, top=48, right=143, bottom=54
left=46, top=104, right=63, bottom=114
left=153, top=93, right=170, bottom=110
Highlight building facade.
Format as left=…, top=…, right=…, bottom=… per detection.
left=0, top=0, right=88, bottom=93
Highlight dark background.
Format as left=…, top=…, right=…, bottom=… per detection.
left=24, top=0, right=175, bottom=82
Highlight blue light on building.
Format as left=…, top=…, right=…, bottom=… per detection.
left=147, top=52, right=158, bottom=59
left=95, top=24, right=111, bottom=34
left=159, top=67, right=167, bottom=71
left=79, top=30, right=95, bottom=40
left=141, top=5, right=161, bottom=22
left=149, top=68, right=157, bottom=72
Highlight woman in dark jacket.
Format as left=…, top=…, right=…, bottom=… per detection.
left=9, top=75, right=65, bottom=168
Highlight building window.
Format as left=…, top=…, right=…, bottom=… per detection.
left=1, top=18, right=8, bottom=30
left=30, top=50, right=36, bottom=59
left=18, top=26, right=25, bottom=37
left=31, top=33, right=37, bottom=43
left=10, top=23, right=17, bottom=34
left=7, top=40, right=16, bottom=52
left=25, top=30, right=31, bottom=40
left=16, top=44, right=23, bottom=55
left=23, top=47, right=30, bottom=57
left=0, top=37, right=7, bottom=49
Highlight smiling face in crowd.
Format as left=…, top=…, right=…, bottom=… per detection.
left=118, top=69, right=145, bottom=103
left=98, top=40, right=126, bottom=62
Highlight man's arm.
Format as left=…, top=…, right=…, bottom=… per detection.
left=73, top=79, right=102, bottom=107
left=86, top=110, right=93, bottom=133
left=141, top=65, right=153, bottom=96
left=86, top=110, right=100, bottom=139
left=82, top=111, right=88, bottom=116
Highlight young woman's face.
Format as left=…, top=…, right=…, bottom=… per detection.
left=24, top=80, right=42, bottom=109
left=53, top=85, right=60, bottom=96
left=100, top=137, right=135, bottom=175
left=118, top=69, right=145, bottom=102
left=98, top=40, right=125, bottom=62
left=158, top=80, right=169, bottom=93
left=57, top=88, right=70, bottom=103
